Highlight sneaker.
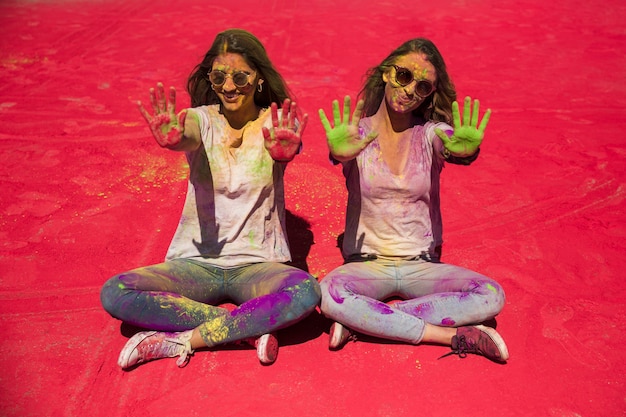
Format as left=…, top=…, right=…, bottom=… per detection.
left=329, top=322, right=354, bottom=350
left=442, top=325, right=509, bottom=362
left=117, top=330, right=194, bottom=369
left=252, top=333, right=279, bottom=365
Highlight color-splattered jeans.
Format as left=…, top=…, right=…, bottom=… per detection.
left=101, top=258, right=321, bottom=347
left=319, top=259, right=505, bottom=344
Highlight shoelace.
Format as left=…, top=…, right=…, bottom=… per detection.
left=438, top=335, right=470, bottom=360
left=170, top=338, right=194, bottom=367
left=454, top=335, right=471, bottom=358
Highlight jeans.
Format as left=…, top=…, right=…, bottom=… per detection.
left=320, top=259, right=505, bottom=344
left=101, top=258, right=321, bottom=347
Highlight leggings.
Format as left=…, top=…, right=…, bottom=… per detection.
left=100, top=258, right=321, bottom=347
left=320, top=259, right=505, bottom=344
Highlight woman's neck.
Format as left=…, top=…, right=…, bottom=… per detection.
left=372, top=100, right=419, bottom=135
left=223, top=104, right=262, bottom=130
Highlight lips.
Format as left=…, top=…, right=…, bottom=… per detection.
left=221, top=92, right=241, bottom=103
left=397, top=95, right=417, bottom=107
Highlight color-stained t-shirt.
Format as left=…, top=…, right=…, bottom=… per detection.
left=340, top=118, right=452, bottom=261
left=165, top=105, right=291, bottom=267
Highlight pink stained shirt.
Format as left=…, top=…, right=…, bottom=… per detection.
left=165, top=105, right=291, bottom=267
left=340, top=118, right=452, bottom=261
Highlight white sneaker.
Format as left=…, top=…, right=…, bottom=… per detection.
left=250, top=333, right=279, bottom=365
left=117, top=330, right=194, bottom=369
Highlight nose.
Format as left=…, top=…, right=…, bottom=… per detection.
left=222, top=75, right=236, bottom=91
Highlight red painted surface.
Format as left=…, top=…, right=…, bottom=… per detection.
left=1, top=0, right=625, bottom=416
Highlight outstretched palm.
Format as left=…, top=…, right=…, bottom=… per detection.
left=319, top=96, right=378, bottom=160
left=263, top=99, right=308, bottom=162
left=435, top=96, right=491, bottom=157
left=137, top=82, right=187, bottom=149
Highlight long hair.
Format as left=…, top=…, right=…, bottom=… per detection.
left=187, top=29, right=292, bottom=108
left=358, top=38, right=456, bottom=123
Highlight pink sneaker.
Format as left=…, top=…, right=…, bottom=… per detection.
left=329, top=322, right=354, bottom=350
left=117, top=330, right=194, bottom=369
left=443, top=325, right=509, bottom=362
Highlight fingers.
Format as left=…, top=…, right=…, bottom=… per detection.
left=342, top=95, right=351, bottom=125
left=455, top=97, right=489, bottom=130
left=478, top=108, right=492, bottom=133
left=272, top=99, right=299, bottom=131
left=434, top=127, right=451, bottom=146
left=147, top=82, right=173, bottom=116
left=296, top=113, right=309, bottom=137
left=280, top=99, right=291, bottom=129
left=286, top=100, right=296, bottom=130
left=462, top=96, right=471, bottom=127
left=177, top=109, right=187, bottom=128
left=463, top=96, right=491, bottom=133
left=149, top=87, right=158, bottom=114
left=452, top=100, right=461, bottom=129
left=157, top=83, right=167, bottom=113
left=332, top=99, right=341, bottom=126
left=471, top=98, right=480, bottom=127
left=271, top=102, right=279, bottom=128
left=167, top=86, right=177, bottom=117
left=262, top=126, right=272, bottom=141
left=319, top=96, right=355, bottom=134
left=319, top=109, right=332, bottom=133
left=352, top=99, right=365, bottom=126
left=137, top=100, right=152, bottom=123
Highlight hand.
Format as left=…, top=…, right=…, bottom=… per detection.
left=319, top=96, right=377, bottom=160
left=262, top=99, right=308, bottom=162
left=137, top=82, right=187, bottom=149
left=435, top=96, right=491, bottom=157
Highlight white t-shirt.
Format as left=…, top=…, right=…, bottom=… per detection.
left=341, top=118, right=452, bottom=260
left=165, top=105, right=291, bottom=267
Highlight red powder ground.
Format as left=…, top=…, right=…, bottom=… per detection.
left=1, top=0, right=625, bottom=416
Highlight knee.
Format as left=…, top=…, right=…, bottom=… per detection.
left=297, top=275, right=322, bottom=311
left=100, top=274, right=129, bottom=317
left=482, top=280, right=506, bottom=314
left=281, top=271, right=321, bottom=316
left=319, top=276, right=347, bottom=318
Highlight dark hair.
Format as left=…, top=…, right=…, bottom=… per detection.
left=187, top=29, right=292, bottom=108
left=358, top=38, right=456, bottom=123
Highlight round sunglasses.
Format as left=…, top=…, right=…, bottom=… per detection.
left=390, top=65, right=435, bottom=97
left=208, top=70, right=255, bottom=88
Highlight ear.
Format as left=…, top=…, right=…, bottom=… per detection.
left=381, top=69, right=389, bottom=83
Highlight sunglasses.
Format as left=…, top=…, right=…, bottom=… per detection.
left=390, top=65, right=436, bottom=97
left=208, top=70, right=255, bottom=88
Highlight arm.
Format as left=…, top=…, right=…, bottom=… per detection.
left=262, top=99, right=308, bottom=162
left=435, top=96, right=490, bottom=162
left=319, top=96, right=378, bottom=162
left=137, top=82, right=201, bottom=152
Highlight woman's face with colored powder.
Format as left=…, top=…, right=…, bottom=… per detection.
left=210, top=53, right=260, bottom=115
left=382, top=52, right=437, bottom=114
